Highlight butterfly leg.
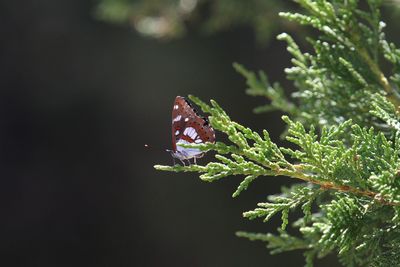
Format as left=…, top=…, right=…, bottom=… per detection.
left=193, top=157, right=197, bottom=165
left=167, top=149, right=178, bottom=166
left=179, top=159, right=186, bottom=166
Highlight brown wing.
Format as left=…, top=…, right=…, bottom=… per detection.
left=171, top=96, right=187, bottom=151
left=171, top=96, right=215, bottom=151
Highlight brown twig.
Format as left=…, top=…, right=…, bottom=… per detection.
left=279, top=165, right=400, bottom=206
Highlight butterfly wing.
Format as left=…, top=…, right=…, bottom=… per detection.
left=171, top=96, right=215, bottom=160
left=171, top=96, right=187, bottom=152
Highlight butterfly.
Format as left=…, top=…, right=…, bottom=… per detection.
left=169, top=96, right=215, bottom=165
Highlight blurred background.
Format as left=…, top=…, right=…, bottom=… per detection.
left=1, top=0, right=400, bottom=266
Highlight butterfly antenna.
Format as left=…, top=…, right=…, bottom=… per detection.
left=146, top=145, right=175, bottom=160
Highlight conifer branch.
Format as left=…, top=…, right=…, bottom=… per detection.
left=155, top=145, right=400, bottom=207
left=357, top=47, right=398, bottom=106
left=155, top=1, right=400, bottom=266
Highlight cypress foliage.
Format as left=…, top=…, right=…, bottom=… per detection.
left=155, top=1, right=400, bottom=266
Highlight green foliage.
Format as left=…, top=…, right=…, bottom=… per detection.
left=371, top=93, right=400, bottom=132
left=233, top=63, right=298, bottom=115
left=154, top=0, right=400, bottom=266
left=243, top=184, right=319, bottom=230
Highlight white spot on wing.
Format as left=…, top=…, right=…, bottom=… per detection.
left=172, top=115, right=182, bottom=122
left=175, top=130, right=180, bottom=135
left=183, top=127, right=198, bottom=139
left=174, top=105, right=179, bottom=110
left=195, top=139, right=202, bottom=143
left=184, top=118, right=189, bottom=122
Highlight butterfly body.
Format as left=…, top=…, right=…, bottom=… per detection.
left=170, top=96, right=215, bottom=164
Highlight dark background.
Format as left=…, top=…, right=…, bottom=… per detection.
left=0, top=1, right=348, bottom=266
